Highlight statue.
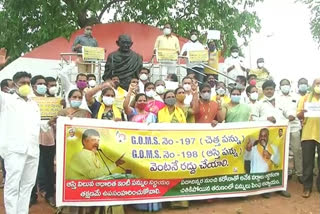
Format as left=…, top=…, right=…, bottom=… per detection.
left=103, top=35, right=143, bottom=90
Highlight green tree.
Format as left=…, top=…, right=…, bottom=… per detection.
left=299, top=0, right=320, bottom=45
left=0, top=0, right=262, bottom=62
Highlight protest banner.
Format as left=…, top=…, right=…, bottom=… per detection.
left=56, top=118, right=289, bottom=206
left=82, top=46, right=105, bottom=61
left=32, top=97, right=62, bottom=120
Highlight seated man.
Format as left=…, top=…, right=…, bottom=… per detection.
left=104, top=35, right=143, bottom=91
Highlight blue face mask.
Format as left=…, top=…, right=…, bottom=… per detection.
left=70, top=100, right=82, bottom=108
left=231, top=95, right=241, bottom=103
left=298, top=84, right=308, bottom=92
left=36, top=85, right=47, bottom=95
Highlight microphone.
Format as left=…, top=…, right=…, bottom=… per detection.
left=97, top=149, right=131, bottom=174
left=97, top=150, right=112, bottom=175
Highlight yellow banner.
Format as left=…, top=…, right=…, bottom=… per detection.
left=32, top=97, right=62, bottom=120
left=56, top=118, right=289, bottom=206
left=82, top=46, right=105, bottom=61
left=157, top=49, right=178, bottom=61
left=188, top=50, right=208, bottom=63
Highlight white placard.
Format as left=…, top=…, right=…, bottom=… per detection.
left=304, top=102, right=320, bottom=117
left=207, top=30, right=221, bottom=40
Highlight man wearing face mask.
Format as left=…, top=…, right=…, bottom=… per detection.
left=250, top=80, right=292, bottom=198
left=154, top=79, right=167, bottom=102
left=297, top=78, right=309, bottom=97
left=45, top=77, right=59, bottom=97
left=205, top=39, right=227, bottom=80
left=249, top=58, right=272, bottom=89
left=205, top=74, right=217, bottom=97
left=104, top=34, right=143, bottom=91
left=224, top=46, right=247, bottom=86
left=138, top=67, right=151, bottom=93
left=0, top=71, right=41, bottom=214
left=181, top=30, right=206, bottom=83
left=58, top=64, right=91, bottom=111
left=29, top=75, right=57, bottom=207
left=72, top=25, right=99, bottom=73
left=276, top=79, right=303, bottom=183
left=154, top=23, right=180, bottom=76
left=297, top=78, right=320, bottom=198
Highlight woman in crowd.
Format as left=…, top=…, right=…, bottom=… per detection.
left=124, top=82, right=160, bottom=211
left=86, top=81, right=122, bottom=121
left=123, top=82, right=157, bottom=123
left=175, top=86, right=195, bottom=123
left=193, top=83, right=219, bottom=126
left=217, top=87, right=251, bottom=122
left=54, top=90, right=125, bottom=214
left=211, top=81, right=231, bottom=104
left=158, top=90, right=186, bottom=123
left=144, top=82, right=165, bottom=115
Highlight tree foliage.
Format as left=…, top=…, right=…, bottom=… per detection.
left=0, top=0, right=262, bottom=61
left=298, top=0, right=320, bottom=45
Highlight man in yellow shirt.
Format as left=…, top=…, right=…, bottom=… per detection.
left=249, top=58, right=272, bottom=89
left=297, top=77, right=320, bottom=198
left=154, top=23, right=180, bottom=53
left=154, top=23, right=180, bottom=76
left=204, top=40, right=226, bottom=80
left=211, top=81, right=231, bottom=104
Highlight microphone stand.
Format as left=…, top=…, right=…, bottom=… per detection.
left=98, top=149, right=131, bottom=174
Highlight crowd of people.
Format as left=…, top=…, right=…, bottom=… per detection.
left=0, top=24, right=319, bottom=214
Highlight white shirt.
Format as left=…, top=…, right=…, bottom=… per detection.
left=245, top=143, right=280, bottom=173
left=276, top=93, right=301, bottom=132
left=0, top=92, right=41, bottom=157
left=58, top=65, right=90, bottom=112
left=181, top=40, right=206, bottom=68
left=223, top=56, right=246, bottom=84
left=251, top=97, right=287, bottom=123
left=184, top=93, right=193, bottom=106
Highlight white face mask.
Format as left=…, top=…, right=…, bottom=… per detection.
left=201, top=92, right=211, bottom=100
left=146, top=89, right=156, bottom=98
left=266, top=95, right=275, bottom=101
left=102, top=96, right=114, bottom=106
left=183, top=84, right=191, bottom=91
left=250, top=92, right=259, bottom=101
left=257, top=62, right=264, bottom=68
left=48, top=86, right=58, bottom=96
left=163, top=28, right=171, bottom=35
left=190, top=35, right=197, bottom=42
left=88, top=80, right=96, bottom=88
left=280, top=85, right=291, bottom=94
left=156, top=85, right=165, bottom=94
left=139, top=73, right=148, bottom=81
left=231, top=52, right=239, bottom=58
left=216, top=88, right=226, bottom=95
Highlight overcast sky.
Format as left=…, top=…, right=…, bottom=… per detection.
left=246, top=0, right=320, bottom=86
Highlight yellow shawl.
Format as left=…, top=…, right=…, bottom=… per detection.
left=158, top=106, right=186, bottom=123
left=97, top=103, right=121, bottom=120
left=257, top=143, right=275, bottom=171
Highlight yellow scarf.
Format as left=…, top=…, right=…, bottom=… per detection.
left=158, top=106, right=186, bottom=123
left=257, top=143, right=275, bottom=171
left=97, top=103, right=121, bottom=120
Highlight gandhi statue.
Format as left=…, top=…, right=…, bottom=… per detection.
left=103, top=35, right=143, bottom=90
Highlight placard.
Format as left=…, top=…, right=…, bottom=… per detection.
left=157, top=49, right=178, bottom=62
left=188, top=50, right=209, bottom=63
left=304, top=102, right=320, bottom=117
left=32, top=97, right=62, bottom=120
left=82, top=46, right=105, bottom=62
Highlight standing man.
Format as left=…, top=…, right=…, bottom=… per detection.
left=181, top=29, right=206, bottom=83
left=204, top=39, right=227, bottom=80
left=72, top=25, right=99, bottom=73
left=277, top=79, right=303, bottom=183
left=138, top=67, right=151, bottom=93
left=0, top=71, right=41, bottom=214
left=297, top=78, right=309, bottom=97
left=297, top=78, right=320, bottom=198
left=224, top=46, right=247, bottom=86
left=249, top=58, right=272, bottom=89
left=154, top=23, right=180, bottom=76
